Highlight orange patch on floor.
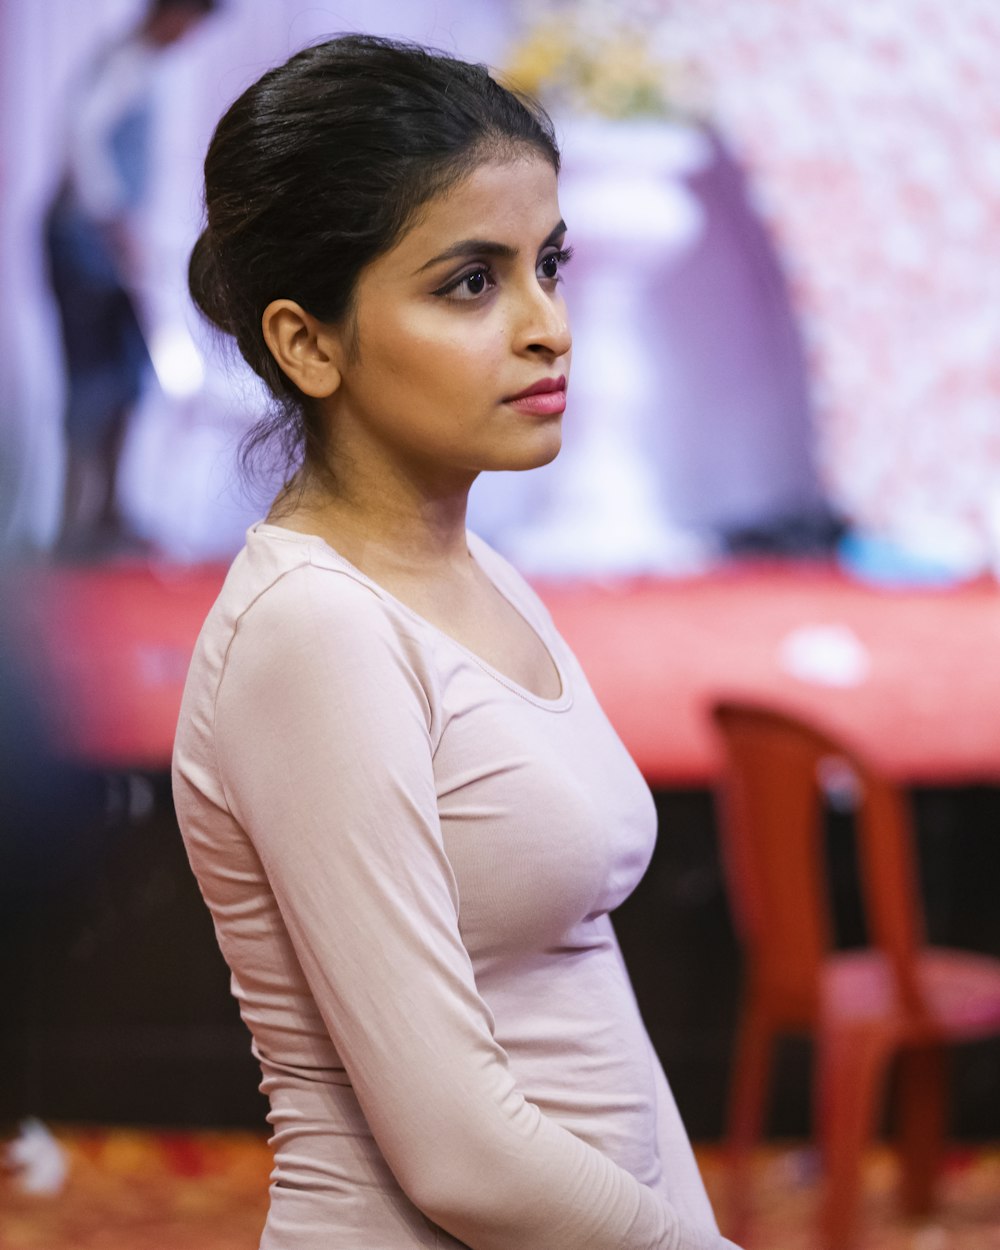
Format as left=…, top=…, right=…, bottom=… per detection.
left=2, top=1127, right=998, bottom=1249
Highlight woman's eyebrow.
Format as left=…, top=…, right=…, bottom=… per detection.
left=414, top=219, right=567, bottom=274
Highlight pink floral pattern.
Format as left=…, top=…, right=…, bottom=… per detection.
left=651, top=0, right=1000, bottom=567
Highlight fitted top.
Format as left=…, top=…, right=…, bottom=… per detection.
left=172, top=523, right=730, bottom=1250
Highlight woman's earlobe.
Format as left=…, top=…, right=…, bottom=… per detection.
left=262, top=299, right=342, bottom=398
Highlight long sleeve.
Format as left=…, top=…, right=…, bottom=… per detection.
left=211, top=564, right=732, bottom=1250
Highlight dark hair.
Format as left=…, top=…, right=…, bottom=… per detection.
left=189, top=34, right=559, bottom=482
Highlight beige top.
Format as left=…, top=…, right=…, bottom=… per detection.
left=172, top=523, right=731, bottom=1250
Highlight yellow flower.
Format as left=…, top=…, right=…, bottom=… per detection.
left=504, top=20, right=687, bottom=120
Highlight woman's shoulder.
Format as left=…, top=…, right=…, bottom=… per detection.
left=189, top=524, right=429, bottom=691
left=175, top=524, right=439, bottom=780
left=230, top=522, right=438, bottom=649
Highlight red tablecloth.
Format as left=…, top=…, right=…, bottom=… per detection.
left=7, top=560, right=1000, bottom=785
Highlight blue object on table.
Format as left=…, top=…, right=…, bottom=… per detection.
left=836, top=531, right=976, bottom=589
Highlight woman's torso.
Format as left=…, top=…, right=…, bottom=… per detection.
left=172, top=524, right=661, bottom=1247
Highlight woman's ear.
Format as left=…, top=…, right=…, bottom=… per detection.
left=261, top=300, right=343, bottom=398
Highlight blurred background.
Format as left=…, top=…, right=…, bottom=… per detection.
left=2, top=1, right=999, bottom=1247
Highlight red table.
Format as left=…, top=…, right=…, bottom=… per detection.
left=7, top=559, right=1000, bottom=785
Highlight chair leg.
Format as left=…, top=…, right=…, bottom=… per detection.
left=725, top=1004, right=775, bottom=1241
left=895, top=1043, right=948, bottom=1217
left=815, top=1025, right=893, bottom=1250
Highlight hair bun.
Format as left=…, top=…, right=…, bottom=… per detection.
left=188, top=228, right=232, bottom=334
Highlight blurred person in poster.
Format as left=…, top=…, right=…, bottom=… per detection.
left=44, top=0, right=217, bottom=557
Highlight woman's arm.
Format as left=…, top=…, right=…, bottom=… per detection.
left=213, top=565, right=734, bottom=1250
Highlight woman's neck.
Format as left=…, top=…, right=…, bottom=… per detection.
left=268, top=466, right=475, bottom=580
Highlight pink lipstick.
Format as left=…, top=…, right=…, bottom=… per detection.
left=504, top=376, right=567, bottom=416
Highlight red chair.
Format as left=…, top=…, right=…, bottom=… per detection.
left=710, top=700, right=1000, bottom=1249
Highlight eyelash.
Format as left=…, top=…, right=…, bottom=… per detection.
left=436, top=246, right=575, bottom=301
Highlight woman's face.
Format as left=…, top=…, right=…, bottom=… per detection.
left=327, top=152, right=572, bottom=489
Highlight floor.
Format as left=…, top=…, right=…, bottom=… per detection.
left=1, top=1127, right=998, bottom=1249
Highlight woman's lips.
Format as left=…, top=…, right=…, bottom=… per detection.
left=504, top=376, right=567, bottom=416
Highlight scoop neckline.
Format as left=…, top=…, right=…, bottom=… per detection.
left=252, top=522, right=574, bottom=712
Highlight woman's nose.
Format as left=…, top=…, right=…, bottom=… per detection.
left=517, top=285, right=572, bottom=360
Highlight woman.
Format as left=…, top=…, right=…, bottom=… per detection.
left=173, top=34, right=740, bottom=1250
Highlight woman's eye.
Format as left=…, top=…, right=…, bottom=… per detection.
left=438, top=268, right=495, bottom=301
left=538, top=246, right=574, bottom=283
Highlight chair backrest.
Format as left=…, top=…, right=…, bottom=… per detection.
left=711, top=701, right=928, bottom=1021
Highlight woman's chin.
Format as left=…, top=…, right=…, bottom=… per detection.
left=496, top=427, right=563, bottom=472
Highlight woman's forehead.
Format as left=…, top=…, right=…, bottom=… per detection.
left=392, top=156, right=562, bottom=269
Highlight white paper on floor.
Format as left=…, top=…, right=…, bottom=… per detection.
left=5, top=1117, right=69, bottom=1195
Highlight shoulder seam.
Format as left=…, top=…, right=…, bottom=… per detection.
left=212, top=559, right=384, bottom=715
left=209, top=560, right=440, bottom=803
left=209, top=561, right=382, bottom=814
